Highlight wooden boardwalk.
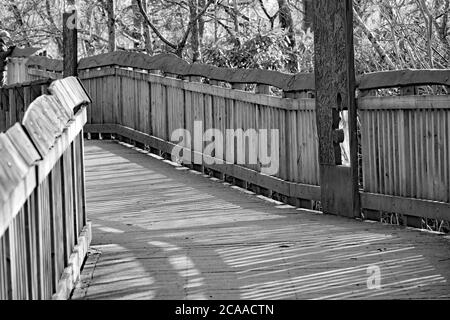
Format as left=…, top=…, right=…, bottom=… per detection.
left=72, top=140, right=450, bottom=300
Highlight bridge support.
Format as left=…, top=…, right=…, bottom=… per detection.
left=313, top=0, right=360, bottom=217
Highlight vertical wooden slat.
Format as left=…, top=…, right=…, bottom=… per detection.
left=286, top=110, right=298, bottom=182
left=415, top=108, right=422, bottom=199
left=225, top=97, right=234, bottom=167
left=8, top=88, right=15, bottom=129
left=447, top=110, right=450, bottom=203
left=297, top=109, right=304, bottom=183
left=360, top=110, right=369, bottom=191
left=71, top=142, right=80, bottom=241
left=1, top=230, right=12, bottom=299
left=25, top=192, right=39, bottom=299
left=204, top=93, right=213, bottom=162
left=425, top=109, right=433, bottom=200
left=409, top=110, right=416, bottom=198
left=374, top=109, right=382, bottom=194
left=60, top=153, right=72, bottom=269
left=103, top=73, right=114, bottom=124
left=36, top=177, right=53, bottom=299
left=0, top=89, right=6, bottom=132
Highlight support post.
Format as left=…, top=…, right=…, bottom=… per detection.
left=313, top=0, right=360, bottom=217
left=63, top=9, right=78, bottom=77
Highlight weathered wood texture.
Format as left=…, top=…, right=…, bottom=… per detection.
left=358, top=69, right=450, bottom=90
left=73, top=140, right=450, bottom=300
left=24, top=52, right=450, bottom=91
left=63, top=10, right=78, bottom=77
left=313, top=0, right=360, bottom=217
left=0, top=77, right=91, bottom=300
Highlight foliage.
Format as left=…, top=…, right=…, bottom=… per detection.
left=0, top=0, right=448, bottom=73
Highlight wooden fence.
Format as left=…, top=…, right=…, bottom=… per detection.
left=0, top=76, right=91, bottom=300
left=22, top=52, right=450, bottom=224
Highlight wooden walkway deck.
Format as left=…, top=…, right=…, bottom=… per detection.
left=72, top=140, right=450, bottom=300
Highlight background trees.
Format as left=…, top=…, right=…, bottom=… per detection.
left=0, top=0, right=448, bottom=74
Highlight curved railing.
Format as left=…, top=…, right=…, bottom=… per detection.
left=21, top=52, right=450, bottom=226
left=0, top=77, right=91, bottom=300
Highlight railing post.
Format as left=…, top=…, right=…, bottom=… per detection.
left=313, top=0, right=360, bottom=217
left=63, top=8, right=78, bottom=77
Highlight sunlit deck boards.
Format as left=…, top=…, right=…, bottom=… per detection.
left=72, top=140, right=450, bottom=300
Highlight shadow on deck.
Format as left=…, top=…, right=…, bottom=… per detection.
left=72, top=140, right=450, bottom=300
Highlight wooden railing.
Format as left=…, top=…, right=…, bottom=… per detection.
left=24, top=52, right=450, bottom=224
left=0, top=77, right=91, bottom=300
left=359, top=85, right=450, bottom=225
left=78, top=61, right=322, bottom=206
left=0, top=79, right=53, bottom=132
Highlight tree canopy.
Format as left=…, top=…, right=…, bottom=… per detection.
left=0, top=0, right=448, bottom=74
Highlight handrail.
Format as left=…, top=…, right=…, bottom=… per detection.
left=357, top=69, right=450, bottom=90
left=0, top=76, right=91, bottom=237
left=1, top=78, right=52, bottom=89
left=0, top=76, right=91, bottom=300
left=26, top=52, right=450, bottom=92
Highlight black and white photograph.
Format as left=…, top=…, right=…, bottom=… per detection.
left=0, top=0, right=450, bottom=310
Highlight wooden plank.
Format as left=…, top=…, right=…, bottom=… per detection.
left=358, top=95, right=450, bottom=110
left=102, top=74, right=114, bottom=124
left=8, top=88, right=17, bottom=129
left=360, top=110, right=370, bottom=192
left=36, top=176, right=52, bottom=299
left=24, top=193, right=39, bottom=299
left=76, top=140, right=450, bottom=300
left=361, top=192, right=450, bottom=221
left=358, top=69, right=450, bottom=90
left=0, top=230, right=11, bottom=299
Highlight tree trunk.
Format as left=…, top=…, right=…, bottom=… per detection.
left=303, top=0, right=313, bottom=31
left=45, top=0, right=63, bottom=56
left=353, top=7, right=396, bottom=69
left=131, top=0, right=143, bottom=49
left=233, top=0, right=239, bottom=33
left=214, top=0, right=218, bottom=42
left=106, top=0, right=116, bottom=52
left=277, top=0, right=298, bottom=72
left=7, top=1, right=31, bottom=47
left=190, top=0, right=201, bottom=62
left=141, top=0, right=153, bottom=54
